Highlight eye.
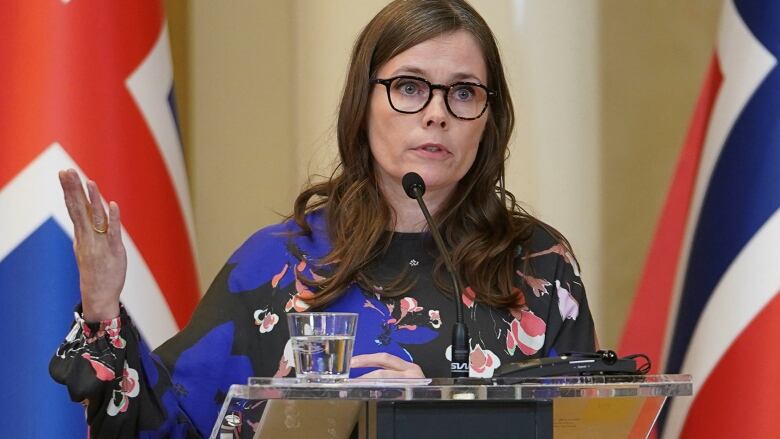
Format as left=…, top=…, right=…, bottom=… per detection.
left=451, top=85, right=476, bottom=101
left=394, top=79, right=425, bottom=96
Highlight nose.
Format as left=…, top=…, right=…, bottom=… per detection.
left=422, top=90, right=448, bottom=129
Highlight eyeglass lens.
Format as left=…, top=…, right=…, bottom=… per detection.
left=388, top=77, right=487, bottom=119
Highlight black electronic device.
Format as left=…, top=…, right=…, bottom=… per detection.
left=495, top=351, right=650, bottom=378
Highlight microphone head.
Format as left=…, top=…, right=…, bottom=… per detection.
left=402, top=172, right=426, bottom=198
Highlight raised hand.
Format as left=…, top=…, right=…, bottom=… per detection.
left=350, top=353, right=426, bottom=378
left=59, top=169, right=126, bottom=321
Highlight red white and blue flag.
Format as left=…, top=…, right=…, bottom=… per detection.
left=0, top=1, right=199, bottom=435
left=619, top=0, right=780, bottom=437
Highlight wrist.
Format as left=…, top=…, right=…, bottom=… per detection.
left=82, top=300, right=120, bottom=322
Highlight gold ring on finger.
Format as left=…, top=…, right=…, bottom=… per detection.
left=92, top=223, right=108, bottom=234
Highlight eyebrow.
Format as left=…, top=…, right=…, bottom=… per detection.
left=389, top=65, right=486, bottom=84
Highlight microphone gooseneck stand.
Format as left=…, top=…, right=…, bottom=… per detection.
left=401, top=172, right=470, bottom=378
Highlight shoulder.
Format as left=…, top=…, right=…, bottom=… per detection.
left=515, top=222, right=581, bottom=281
left=229, top=210, right=329, bottom=263
left=225, top=210, right=330, bottom=293
left=520, top=221, right=565, bottom=254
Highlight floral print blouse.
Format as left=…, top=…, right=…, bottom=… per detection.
left=50, top=210, right=595, bottom=438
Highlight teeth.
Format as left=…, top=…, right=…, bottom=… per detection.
left=423, top=146, right=440, bottom=152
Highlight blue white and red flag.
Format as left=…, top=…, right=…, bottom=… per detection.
left=619, top=0, right=780, bottom=437
left=0, top=2, right=199, bottom=435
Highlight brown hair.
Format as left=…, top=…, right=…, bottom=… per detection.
left=292, top=0, right=570, bottom=309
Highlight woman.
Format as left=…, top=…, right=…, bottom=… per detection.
left=51, top=0, right=595, bottom=437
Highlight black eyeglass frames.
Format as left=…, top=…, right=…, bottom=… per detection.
left=369, top=75, right=495, bottom=120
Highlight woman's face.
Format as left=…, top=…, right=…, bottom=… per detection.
left=367, top=30, right=489, bottom=196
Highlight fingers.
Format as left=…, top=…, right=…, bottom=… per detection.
left=358, top=369, right=396, bottom=379
left=350, top=353, right=424, bottom=377
left=58, top=169, right=120, bottom=241
left=86, top=179, right=108, bottom=234
left=351, top=352, right=408, bottom=370
left=107, top=201, right=124, bottom=251
left=59, top=169, right=91, bottom=238
left=355, top=366, right=425, bottom=379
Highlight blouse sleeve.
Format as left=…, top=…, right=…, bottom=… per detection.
left=49, top=220, right=307, bottom=438
left=49, top=305, right=199, bottom=438
left=544, top=247, right=597, bottom=355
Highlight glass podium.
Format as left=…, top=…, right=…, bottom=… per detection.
left=211, top=375, right=692, bottom=439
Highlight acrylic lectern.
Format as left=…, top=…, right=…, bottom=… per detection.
left=211, top=375, right=692, bottom=439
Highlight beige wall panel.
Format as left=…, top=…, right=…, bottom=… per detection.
left=190, top=2, right=295, bottom=288
left=292, top=0, right=387, bottom=185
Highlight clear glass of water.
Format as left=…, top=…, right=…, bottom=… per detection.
left=287, top=312, right=358, bottom=381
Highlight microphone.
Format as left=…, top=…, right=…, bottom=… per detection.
left=401, top=172, right=470, bottom=378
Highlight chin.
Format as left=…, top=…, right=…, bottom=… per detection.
left=414, top=172, right=457, bottom=193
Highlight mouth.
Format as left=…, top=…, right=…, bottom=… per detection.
left=413, top=143, right=451, bottom=154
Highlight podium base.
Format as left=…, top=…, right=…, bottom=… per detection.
left=360, top=400, right=553, bottom=439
